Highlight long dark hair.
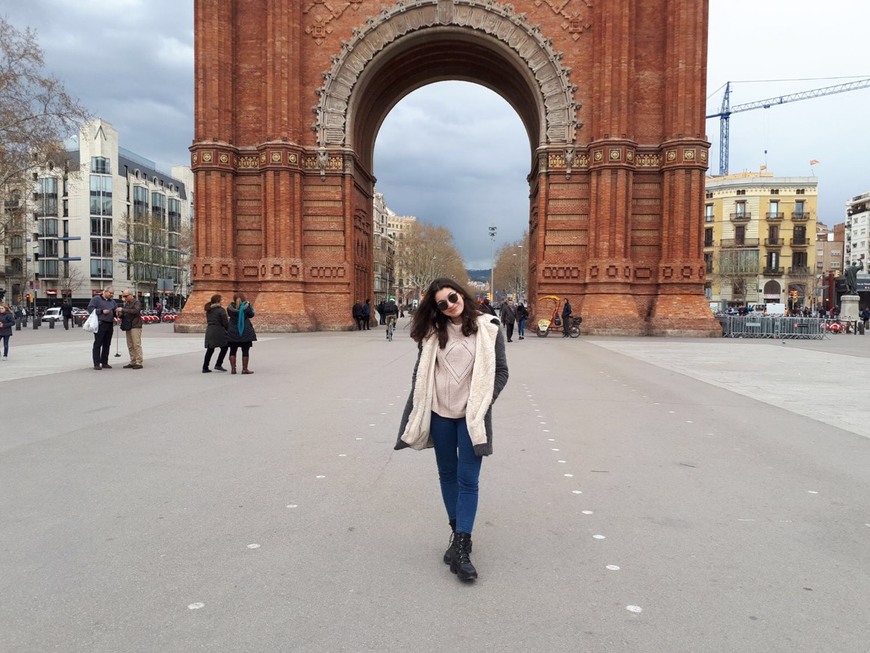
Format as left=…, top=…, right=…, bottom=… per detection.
left=204, top=294, right=221, bottom=312
left=410, top=278, right=482, bottom=347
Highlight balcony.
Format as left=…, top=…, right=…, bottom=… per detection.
left=720, top=238, right=759, bottom=248
left=703, top=240, right=714, bottom=248
left=788, top=267, right=811, bottom=275
left=764, top=238, right=784, bottom=247
left=766, top=212, right=784, bottom=221
left=729, top=212, right=751, bottom=223
left=763, top=267, right=784, bottom=276
left=792, top=212, right=811, bottom=221
left=790, top=238, right=808, bottom=247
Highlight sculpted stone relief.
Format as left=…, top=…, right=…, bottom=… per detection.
left=312, top=0, right=582, bottom=149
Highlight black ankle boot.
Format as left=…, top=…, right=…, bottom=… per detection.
left=450, top=532, right=478, bottom=581
left=443, top=520, right=457, bottom=565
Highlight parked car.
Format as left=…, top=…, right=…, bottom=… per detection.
left=41, top=307, right=62, bottom=323
left=72, top=308, right=88, bottom=326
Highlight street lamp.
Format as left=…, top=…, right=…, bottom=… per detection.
left=488, top=226, right=497, bottom=300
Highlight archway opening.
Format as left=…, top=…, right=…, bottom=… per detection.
left=373, top=81, right=531, bottom=286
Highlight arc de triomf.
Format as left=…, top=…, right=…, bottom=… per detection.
left=177, top=0, right=719, bottom=336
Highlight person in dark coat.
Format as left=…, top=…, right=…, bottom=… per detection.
left=227, top=292, right=257, bottom=374
left=499, top=299, right=517, bottom=342
left=0, top=304, right=15, bottom=360
left=362, top=299, right=372, bottom=330
left=561, top=298, right=572, bottom=337
left=203, top=294, right=229, bottom=373
left=352, top=300, right=364, bottom=330
left=60, top=301, right=74, bottom=330
left=516, top=301, right=529, bottom=339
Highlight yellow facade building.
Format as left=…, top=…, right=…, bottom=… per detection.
left=704, top=172, right=818, bottom=310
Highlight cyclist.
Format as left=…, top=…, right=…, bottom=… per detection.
left=383, top=295, right=399, bottom=340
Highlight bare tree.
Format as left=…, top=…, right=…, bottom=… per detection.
left=394, top=222, right=466, bottom=297
left=715, top=250, right=759, bottom=304
left=493, top=231, right=528, bottom=298
left=0, top=17, right=89, bottom=242
left=57, top=263, right=87, bottom=297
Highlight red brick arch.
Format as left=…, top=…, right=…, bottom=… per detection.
left=178, top=0, right=719, bottom=336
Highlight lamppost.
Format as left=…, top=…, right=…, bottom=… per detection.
left=488, top=226, right=497, bottom=301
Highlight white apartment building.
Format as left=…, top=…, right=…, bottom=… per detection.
left=372, top=191, right=395, bottom=304
left=3, top=119, right=191, bottom=309
left=845, top=192, right=870, bottom=269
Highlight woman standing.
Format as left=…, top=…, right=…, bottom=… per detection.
left=394, top=278, right=509, bottom=582
left=203, top=294, right=229, bottom=373
left=0, top=305, right=15, bottom=360
left=227, top=292, right=257, bottom=374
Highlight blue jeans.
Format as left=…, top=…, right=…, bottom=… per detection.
left=517, top=318, right=526, bottom=337
left=430, top=412, right=482, bottom=534
left=1, top=334, right=9, bottom=356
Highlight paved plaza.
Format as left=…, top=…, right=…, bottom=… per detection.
left=2, top=320, right=870, bottom=652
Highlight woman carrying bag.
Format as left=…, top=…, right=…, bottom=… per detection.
left=203, top=294, right=229, bottom=373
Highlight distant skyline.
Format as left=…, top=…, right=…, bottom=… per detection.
left=4, top=0, right=868, bottom=268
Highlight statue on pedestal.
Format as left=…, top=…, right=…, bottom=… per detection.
left=844, top=258, right=864, bottom=295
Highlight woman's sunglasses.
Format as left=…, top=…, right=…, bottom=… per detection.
left=436, top=292, right=460, bottom=312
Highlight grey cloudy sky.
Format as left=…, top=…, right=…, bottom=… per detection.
left=5, top=0, right=868, bottom=268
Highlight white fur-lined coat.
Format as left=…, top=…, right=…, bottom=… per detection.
left=394, top=315, right=509, bottom=456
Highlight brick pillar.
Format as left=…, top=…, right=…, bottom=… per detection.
left=581, top=0, right=645, bottom=334
left=177, top=0, right=238, bottom=332
left=649, top=0, right=719, bottom=335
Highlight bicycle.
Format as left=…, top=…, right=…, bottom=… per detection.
left=386, top=315, right=397, bottom=341
left=568, top=315, right=582, bottom=338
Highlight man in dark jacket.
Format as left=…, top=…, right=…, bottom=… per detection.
left=499, top=299, right=518, bottom=342
left=561, top=298, right=572, bottom=337
left=116, top=289, right=144, bottom=369
left=60, top=301, right=74, bottom=330
left=87, top=287, right=117, bottom=369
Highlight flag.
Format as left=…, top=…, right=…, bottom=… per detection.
left=810, top=159, right=820, bottom=165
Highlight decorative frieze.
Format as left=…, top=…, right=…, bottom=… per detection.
left=313, top=0, right=581, bottom=147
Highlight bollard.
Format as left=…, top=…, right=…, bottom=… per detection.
left=15, top=318, right=21, bottom=331
left=49, top=318, right=55, bottom=329
left=32, top=318, right=39, bottom=329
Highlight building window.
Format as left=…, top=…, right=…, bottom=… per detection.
left=735, top=201, right=747, bottom=217
left=90, top=259, right=113, bottom=278
left=766, top=251, right=779, bottom=270
left=793, top=252, right=808, bottom=269
left=39, top=259, right=59, bottom=277
left=796, top=189, right=805, bottom=195
left=41, top=239, right=58, bottom=257
left=704, top=227, right=713, bottom=247
left=736, top=189, right=746, bottom=196
left=36, top=177, right=58, bottom=217
left=795, top=200, right=805, bottom=217
left=735, top=225, right=746, bottom=245
left=90, top=238, right=112, bottom=257
left=705, top=204, right=714, bottom=222
left=794, top=226, right=807, bottom=245
left=39, top=218, right=58, bottom=237
left=90, top=157, right=111, bottom=175
left=89, top=175, right=112, bottom=216
left=770, top=189, right=779, bottom=195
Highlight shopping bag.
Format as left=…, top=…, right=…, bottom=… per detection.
left=83, top=310, right=99, bottom=333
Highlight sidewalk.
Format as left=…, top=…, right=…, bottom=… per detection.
left=2, top=321, right=870, bottom=652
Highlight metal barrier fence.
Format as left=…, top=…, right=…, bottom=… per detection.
left=718, top=316, right=827, bottom=339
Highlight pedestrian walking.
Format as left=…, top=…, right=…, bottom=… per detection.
left=60, top=301, right=74, bottom=330
left=116, top=289, right=144, bottom=369
left=0, top=304, right=15, bottom=360
left=516, top=301, right=528, bottom=339
left=87, top=287, right=117, bottom=369
left=499, top=299, right=517, bottom=342
left=203, top=294, right=229, bottom=373
left=227, top=292, right=257, bottom=374
left=394, top=278, right=509, bottom=582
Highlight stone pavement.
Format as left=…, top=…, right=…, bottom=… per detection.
left=2, top=320, right=870, bottom=652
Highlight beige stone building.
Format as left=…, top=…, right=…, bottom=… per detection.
left=704, top=171, right=818, bottom=309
